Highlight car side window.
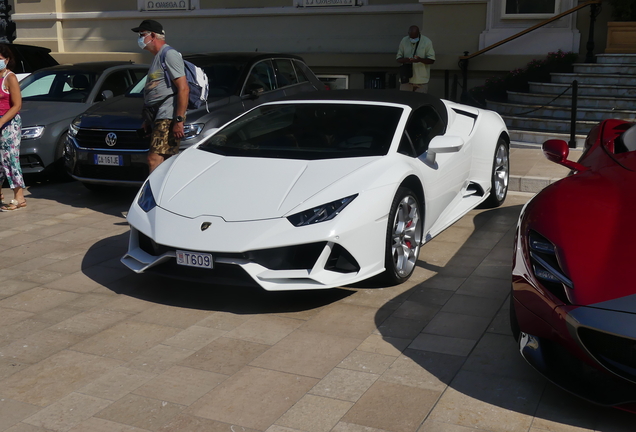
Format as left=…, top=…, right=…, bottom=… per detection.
left=98, top=70, right=133, bottom=98
left=404, top=106, right=443, bottom=156
left=274, top=59, right=298, bottom=88
left=242, top=60, right=277, bottom=95
left=398, top=133, right=416, bottom=157
left=131, top=69, right=148, bottom=85
left=293, top=60, right=309, bottom=83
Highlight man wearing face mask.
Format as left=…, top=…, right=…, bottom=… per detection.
left=396, top=25, right=435, bottom=93
left=132, top=19, right=189, bottom=173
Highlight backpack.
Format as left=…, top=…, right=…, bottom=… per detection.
left=159, top=47, right=209, bottom=111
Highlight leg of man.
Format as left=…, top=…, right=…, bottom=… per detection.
left=147, top=119, right=180, bottom=173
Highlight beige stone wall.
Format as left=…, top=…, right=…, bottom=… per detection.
left=63, top=0, right=136, bottom=13
left=14, top=0, right=57, bottom=14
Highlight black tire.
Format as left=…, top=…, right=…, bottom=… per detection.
left=382, top=187, right=423, bottom=285
left=510, top=290, right=521, bottom=342
left=482, top=138, right=509, bottom=208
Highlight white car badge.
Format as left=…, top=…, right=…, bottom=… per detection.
left=105, top=132, right=117, bottom=147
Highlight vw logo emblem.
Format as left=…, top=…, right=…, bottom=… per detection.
left=201, top=222, right=212, bottom=231
left=105, top=132, right=117, bottom=147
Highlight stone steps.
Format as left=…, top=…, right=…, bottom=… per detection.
left=502, top=115, right=598, bottom=134
left=488, top=100, right=636, bottom=121
left=573, top=63, right=636, bottom=75
left=597, top=53, right=636, bottom=64
left=507, top=91, right=636, bottom=110
left=528, top=81, right=636, bottom=97
left=509, top=129, right=586, bottom=147
left=551, top=72, right=636, bottom=86
left=490, top=53, right=636, bottom=149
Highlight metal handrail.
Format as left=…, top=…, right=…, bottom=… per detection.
left=460, top=0, right=602, bottom=62
left=459, top=0, right=602, bottom=103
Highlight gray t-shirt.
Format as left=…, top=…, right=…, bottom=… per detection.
left=144, top=44, right=185, bottom=120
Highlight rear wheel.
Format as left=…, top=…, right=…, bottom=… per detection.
left=383, top=187, right=423, bottom=285
left=482, top=138, right=509, bottom=208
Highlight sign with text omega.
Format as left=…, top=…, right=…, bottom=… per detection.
left=303, top=0, right=356, bottom=7
left=145, top=0, right=189, bottom=11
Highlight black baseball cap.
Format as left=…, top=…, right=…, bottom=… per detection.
left=131, top=19, right=164, bottom=35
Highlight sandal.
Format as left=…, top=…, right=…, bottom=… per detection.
left=1, top=199, right=26, bottom=211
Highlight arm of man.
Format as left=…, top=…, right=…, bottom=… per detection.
left=172, top=75, right=189, bottom=139
left=396, top=39, right=411, bottom=64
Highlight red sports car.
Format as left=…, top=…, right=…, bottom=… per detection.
left=511, top=119, right=636, bottom=412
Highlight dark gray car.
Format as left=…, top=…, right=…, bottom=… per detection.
left=64, top=53, right=325, bottom=189
left=19, top=62, right=149, bottom=175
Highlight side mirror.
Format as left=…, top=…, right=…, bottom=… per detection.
left=242, top=85, right=264, bottom=100
left=543, top=139, right=588, bottom=172
left=425, top=135, right=463, bottom=164
left=97, top=90, right=114, bottom=102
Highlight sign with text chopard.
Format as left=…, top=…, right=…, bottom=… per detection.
left=303, top=0, right=355, bottom=7
left=145, top=0, right=189, bottom=11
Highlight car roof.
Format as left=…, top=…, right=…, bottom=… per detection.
left=36, top=61, right=144, bottom=72
left=183, top=52, right=304, bottom=64
left=278, top=89, right=449, bottom=125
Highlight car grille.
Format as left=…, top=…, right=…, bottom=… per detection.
left=578, top=327, right=636, bottom=383
left=137, top=232, right=358, bottom=273
left=76, top=129, right=149, bottom=150
left=76, top=164, right=148, bottom=181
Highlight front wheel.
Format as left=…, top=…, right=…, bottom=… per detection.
left=382, top=187, right=423, bottom=285
left=482, top=138, right=509, bottom=208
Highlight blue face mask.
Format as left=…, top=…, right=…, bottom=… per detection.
left=0, top=60, right=6, bottom=71
left=410, top=37, right=420, bottom=43
left=138, top=35, right=149, bottom=50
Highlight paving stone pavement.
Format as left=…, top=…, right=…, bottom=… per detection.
left=0, top=180, right=633, bottom=432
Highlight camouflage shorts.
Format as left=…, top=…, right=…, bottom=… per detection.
left=149, top=119, right=180, bottom=156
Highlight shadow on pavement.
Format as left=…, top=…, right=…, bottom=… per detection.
left=81, top=232, right=354, bottom=315
left=372, top=204, right=630, bottom=430
left=23, top=176, right=138, bottom=217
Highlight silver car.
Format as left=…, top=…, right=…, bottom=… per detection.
left=19, top=62, right=148, bottom=175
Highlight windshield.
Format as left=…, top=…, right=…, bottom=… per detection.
left=127, top=61, right=243, bottom=98
left=199, top=103, right=403, bottom=160
left=20, top=69, right=99, bottom=103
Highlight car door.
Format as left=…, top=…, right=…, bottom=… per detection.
left=241, top=59, right=285, bottom=112
left=400, top=106, right=471, bottom=230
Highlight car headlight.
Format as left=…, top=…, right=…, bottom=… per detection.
left=138, top=181, right=157, bottom=213
left=68, top=117, right=81, bottom=137
left=183, top=123, right=204, bottom=140
left=21, top=126, right=44, bottom=140
left=528, top=230, right=573, bottom=302
left=287, top=194, right=357, bottom=227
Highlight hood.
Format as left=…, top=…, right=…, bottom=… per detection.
left=20, top=101, right=88, bottom=127
left=156, top=148, right=378, bottom=221
left=79, top=95, right=145, bottom=129
left=77, top=95, right=232, bottom=130
left=524, top=165, right=636, bottom=311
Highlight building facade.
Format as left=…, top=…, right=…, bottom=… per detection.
left=9, top=0, right=611, bottom=98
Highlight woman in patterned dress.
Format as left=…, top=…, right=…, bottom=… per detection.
left=0, top=44, right=25, bottom=211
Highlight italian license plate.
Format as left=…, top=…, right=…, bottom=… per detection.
left=176, top=250, right=213, bottom=269
left=94, top=154, right=122, bottom=166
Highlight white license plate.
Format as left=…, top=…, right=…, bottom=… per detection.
left=94, top=154, right=122, bottom=166
left=176, top=250, right=213, bottom=269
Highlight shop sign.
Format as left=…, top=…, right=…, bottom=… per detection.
left=145, top=0, right=189, bottom=11
left=303, top=0, right=356, bottom=7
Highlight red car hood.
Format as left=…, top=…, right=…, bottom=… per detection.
left=523, top=159, right=636, bottom=311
